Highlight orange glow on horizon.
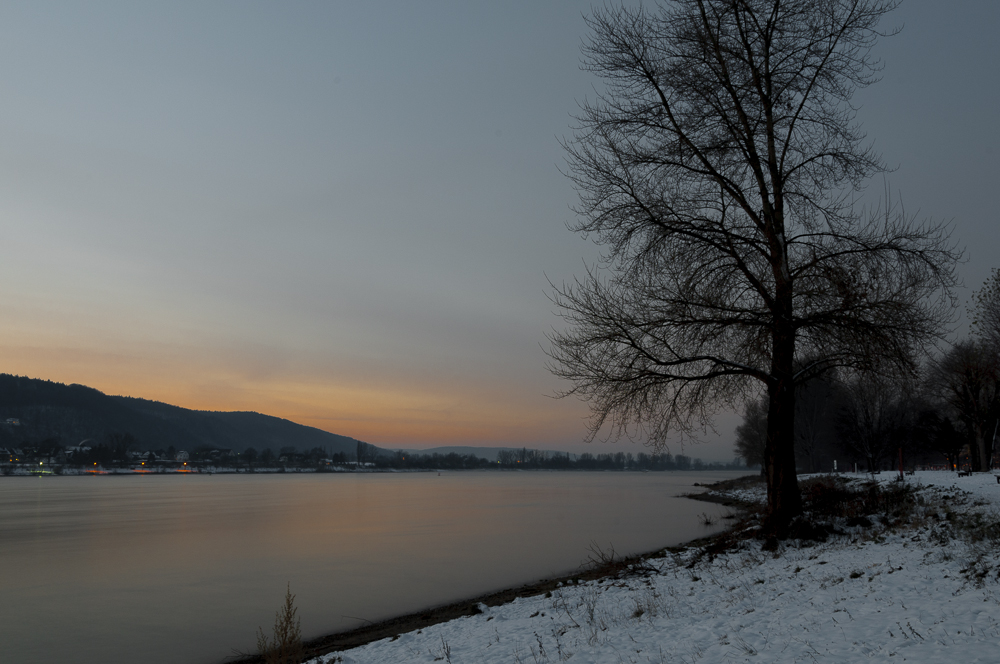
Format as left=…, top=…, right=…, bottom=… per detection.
left=0, top=334, right=589, bottom=448
left=0, top=359, right=584, bottom=448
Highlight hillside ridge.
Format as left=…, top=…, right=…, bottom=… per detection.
left=0, top=373, right=366, bottom=455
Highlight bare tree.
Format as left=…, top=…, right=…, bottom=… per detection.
left=972, top=268, right=1000, bottom=349
left=734, top=398, right=767, bottom=473
left=496, top=449, right=517, bottom=466
left=837, top=373, right=911, bottom=473
left=912, top=407, right=964, bottom=471
left=549, top=0, right=959, bottom=532
left=106, top=431, right=138, bottom=468
left=355, top=441, right=378, bottom=465
left=929, top=340, right=1000, bottom=471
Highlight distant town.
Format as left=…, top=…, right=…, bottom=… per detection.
left=2, top=429, right=746, bottom=475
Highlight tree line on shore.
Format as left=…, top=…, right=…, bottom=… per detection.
left=734, top=271, right=1000, bottom=476
left=2, top=434, right=744, bottom=473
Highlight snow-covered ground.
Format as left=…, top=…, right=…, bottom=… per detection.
left=310, top=471, right=1000, bottom=663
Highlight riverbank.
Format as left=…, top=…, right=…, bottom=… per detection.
left=233, top=530, right=735, bottom=663
left=228, top=480, right=745, bottom=664
left=3, top=470, right=738, bottom=664
left=287, top=471, right=1000, bottom=664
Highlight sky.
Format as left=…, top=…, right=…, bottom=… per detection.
left=0, top=1, right=996, bottom=461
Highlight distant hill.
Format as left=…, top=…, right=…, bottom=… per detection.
left=0, top=374, right=367, bottom=455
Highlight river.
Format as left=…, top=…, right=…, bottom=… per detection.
left=0, top=470, right=743, bottom=664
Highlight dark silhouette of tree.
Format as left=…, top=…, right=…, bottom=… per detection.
left=972, top=268, right=1000, bottom=349
left=355, top=441, right=378, bottom=465
left=549, top=0, right=959, bottom=532
left=837, top=374, right=912, bottom=473
left=243, top=447, right=258, bottom=471
left=929, top=340, right=1000, bottom=471
left=496, top=449, right=516, bottom=466
left=106, top=432, right=138, bottom=467
left=911, top=406, right=964, bottom=471
left=794, top=373, right=844, bottom=473
left=734, top=398, right=767, bottom=472
left=735, top=372, right=843, bottom=474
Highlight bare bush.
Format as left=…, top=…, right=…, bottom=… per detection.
left=256, top=585, right=304, bottom=664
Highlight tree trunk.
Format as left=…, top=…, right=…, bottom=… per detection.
left=764, top=326, right=802, bottom=536
left=974, top=428, right=988, bottom=472
left=988, top=422, right=997, bottom=470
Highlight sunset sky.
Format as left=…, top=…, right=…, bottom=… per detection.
left=0, top=1, right=997, bottom=460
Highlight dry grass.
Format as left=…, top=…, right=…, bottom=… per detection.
left=256, top=585, right=304, bottom=664
left=798, top=476, right=917, bottom=523
left=686, top=475, right=928, bottom=561
left=583, top=540, right=658, bottom=578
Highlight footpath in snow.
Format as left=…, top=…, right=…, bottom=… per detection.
left=304, top=471, right=1000, bottom=664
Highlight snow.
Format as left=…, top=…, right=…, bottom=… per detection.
left=309, top=471, right=1000, bottom=664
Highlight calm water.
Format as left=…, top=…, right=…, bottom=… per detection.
left=0, top=470, right=742, bottom=664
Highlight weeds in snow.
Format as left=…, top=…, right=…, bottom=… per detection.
left=732, top=633, right=757, bottom=656
left=586, top=541, right=618, bottom=567
left=256, top=584, right=304, bottom=664
left=430, top=635, right=452, bottom=663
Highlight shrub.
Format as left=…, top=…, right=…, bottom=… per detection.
left=257, top=585, right=304, bottom=664
left=798, top=476, right=916, bottom=523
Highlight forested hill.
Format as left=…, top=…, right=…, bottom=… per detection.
left=0, top=374, right=365, bottom=455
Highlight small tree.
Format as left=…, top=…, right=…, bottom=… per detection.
left=256, top=585, right=304, bottom=664
left=549, top=0, right=959, bottom=532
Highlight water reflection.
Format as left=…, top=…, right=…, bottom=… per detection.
left=0, top=471, right=742, bottom=664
